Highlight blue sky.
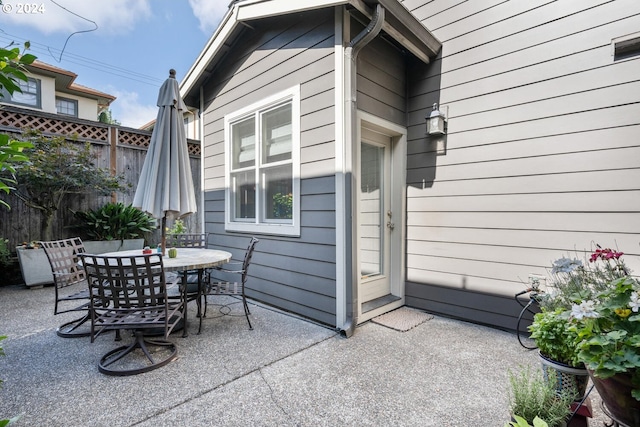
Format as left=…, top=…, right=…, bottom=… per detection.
left=0, top=0, right=228, bottom=127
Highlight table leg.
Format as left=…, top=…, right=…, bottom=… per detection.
left=182, top=270, right=189, bottom=338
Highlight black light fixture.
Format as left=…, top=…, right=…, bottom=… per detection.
left=426, top=103, right=446, bottom=135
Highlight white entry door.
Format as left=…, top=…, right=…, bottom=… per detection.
left=359, top=127, right=393, bottom=302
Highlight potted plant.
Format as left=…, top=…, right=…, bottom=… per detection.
left=528, top=257, right=592, bottom=399
left=568, top=247, right=640, bottom=426
left=72, top=202, right=156, bottom=253
left=506, top=366, right=573, bottom=427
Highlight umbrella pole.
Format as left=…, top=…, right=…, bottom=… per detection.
left=161, top=216, right=167, bottom=256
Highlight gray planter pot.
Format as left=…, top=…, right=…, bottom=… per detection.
left=16, top=247, right=53, bottom=288
left=83, top=239, right=145, bottom=254
left=17, top=239, right=145, bottom=288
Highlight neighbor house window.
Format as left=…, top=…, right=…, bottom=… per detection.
left=56, top=97, right=78, bottom=117
left=4, top=77, right=41, bottom=108
left=224, top=86, right=300, bottom=236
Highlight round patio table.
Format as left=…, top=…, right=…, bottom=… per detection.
left=88, top=248, right=232, bottom=337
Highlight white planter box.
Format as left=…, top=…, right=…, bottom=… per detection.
left=16, top=247, right=53, bottom=288
left=17, top=239, right=145, bottom=288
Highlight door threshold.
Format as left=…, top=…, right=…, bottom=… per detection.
left=362, top=294, right=401, bottom=314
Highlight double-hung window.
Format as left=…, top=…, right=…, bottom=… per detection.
left=5, top=77, right=41, bottom=108
left=224, top=86, right=300, bottom=236
left=56, top=97, right=78, bottom=117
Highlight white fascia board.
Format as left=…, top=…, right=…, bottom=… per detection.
left=236, top=0, right=348, bottom=21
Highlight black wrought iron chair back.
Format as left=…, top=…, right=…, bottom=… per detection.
left=204, top=237, right=259, bottom=331
left=40, top=237, right=91, bottom=338
left=165, top=233, right=208, bottom=248
left=80, top=253, right=184, bottom=376
left=165, top=233, right=209, bottom=329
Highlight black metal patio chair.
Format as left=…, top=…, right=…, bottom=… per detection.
left=40, top=237, right=92, bottom=338
left=79, top=253, right=184, bottom=376
left=203, top=237, right=259, bottom=331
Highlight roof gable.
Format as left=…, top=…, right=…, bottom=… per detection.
left=181, top=0, right=440, bottom=103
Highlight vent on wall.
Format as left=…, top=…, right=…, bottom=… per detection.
left=612, top=32, right=640, bottom=61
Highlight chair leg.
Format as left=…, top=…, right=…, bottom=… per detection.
left=56, top=312, right=91, bottom=338
left=98, top=330, right=178, bottom=376
left=242, top=295, right=253, bottom=330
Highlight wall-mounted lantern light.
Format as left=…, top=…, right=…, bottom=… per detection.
left=426, top=103, right=446, bottom=136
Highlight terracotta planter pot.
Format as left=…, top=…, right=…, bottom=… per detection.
left=588, top=369, right=640, bottom=427
left=539, top=353, right=589, bottom=400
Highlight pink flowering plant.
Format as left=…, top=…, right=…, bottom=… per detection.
left=567, top=246, right=640, bottom=400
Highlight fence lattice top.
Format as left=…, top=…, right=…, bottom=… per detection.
left=0, top=105, right=200, bottom=155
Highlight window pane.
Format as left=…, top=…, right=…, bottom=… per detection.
left=12, top=79, right=38, bottom=106
left=263, top=165, right=292, bottom=221
left=231, top=170, right=255, bottom=220
left=56, top=98, right=76, bottom=116
left=262, top=103, right=291, bottom=164
left=231, top=117, right=255, bottom=169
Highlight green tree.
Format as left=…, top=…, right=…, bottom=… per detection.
left=8, top=130, right=128, bottom=240
left=98, top=109, right=120, bottom=125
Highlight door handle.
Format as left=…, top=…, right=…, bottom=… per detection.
left=386, top=221, right=395, bottom=230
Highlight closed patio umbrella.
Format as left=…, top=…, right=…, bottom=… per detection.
left=133, top=69, right=196, bottom=255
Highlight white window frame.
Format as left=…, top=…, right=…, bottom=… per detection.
left=224, top=86, right=300, bottom=236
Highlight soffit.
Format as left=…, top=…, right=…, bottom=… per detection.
left=27, top=61, right=116, bottom=105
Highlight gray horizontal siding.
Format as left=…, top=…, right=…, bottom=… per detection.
left=403, top=0, right=640, bottom=330
left=200, top=9, right=338, bottom=326
left=355, top=18, right=407, bottom=127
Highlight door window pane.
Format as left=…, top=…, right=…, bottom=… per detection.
left=360, top=143, right=383, bottom=278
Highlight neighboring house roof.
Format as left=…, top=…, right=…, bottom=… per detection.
left=27, top=60, right=116, bottom=107
left=181, top=0, right=441, bottom=104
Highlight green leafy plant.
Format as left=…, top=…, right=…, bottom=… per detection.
left=0, top=238, right=10, bottom=268
left=506, top=366, right=573, bottom=427
left=272, top=192, right=292, bottom=219
left=72, top=202, right=155, bottom=242
left=0, top=135, right=32, bottom=210
left=168, top=218, right=187, bottom=235
left=0, top=40, right=35, bottom=211
left=505, top=415, right=549, bottom=427
left=529, top=309, right=582, bottom=367
left=0, top=335, right=21, bottom=426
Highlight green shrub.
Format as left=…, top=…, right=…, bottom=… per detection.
left=0, top=238, right=10, bottom=268
left=72, top=202, right=156, bottom=242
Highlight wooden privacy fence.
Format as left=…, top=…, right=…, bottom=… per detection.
left=0, top=105, right=202, bottom=250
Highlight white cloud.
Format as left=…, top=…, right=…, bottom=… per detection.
left=187, top=0, right=228, bottom=34
left=109, top=89, right=158, bottom=129
left=0, top=0, right=151, bottom=35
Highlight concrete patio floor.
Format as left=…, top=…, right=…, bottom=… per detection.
left=0, top=283, right=611, bottom=426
